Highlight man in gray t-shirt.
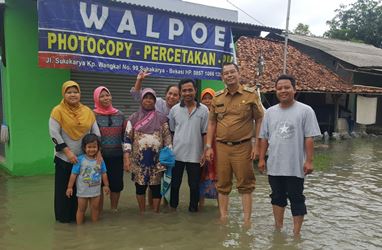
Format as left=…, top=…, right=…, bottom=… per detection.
left=168, top=79, right=209, bottom=212
left=258, top=74, right=321, bottom=237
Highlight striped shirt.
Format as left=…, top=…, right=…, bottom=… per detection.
left=96, top=111, right=126, bottom=157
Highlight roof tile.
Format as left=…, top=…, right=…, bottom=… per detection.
left=236, top=37, right=382, bottom=94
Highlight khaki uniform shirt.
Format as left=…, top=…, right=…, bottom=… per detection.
left=209, top=84, right=264, bottom=142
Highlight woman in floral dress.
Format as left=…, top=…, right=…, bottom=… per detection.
left=123, top=88, right=172, bottom=213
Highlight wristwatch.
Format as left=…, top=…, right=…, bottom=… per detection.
left=205, top=144, right=212, bottom=150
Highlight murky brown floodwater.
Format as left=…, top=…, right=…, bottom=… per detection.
left=1, top=138, right=382, bottom=250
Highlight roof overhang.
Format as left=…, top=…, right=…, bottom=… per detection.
left=110, top=0, right=282, bottom=38
left=113, top=0, right=238, bottom=23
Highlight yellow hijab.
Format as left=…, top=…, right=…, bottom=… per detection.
left=50, top=81, right=95, bottom=140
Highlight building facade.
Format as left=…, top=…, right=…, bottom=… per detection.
left=0, top=0, right=280, bottom=175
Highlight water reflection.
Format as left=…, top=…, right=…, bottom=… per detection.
left=0, top=138, right=381, bottom=249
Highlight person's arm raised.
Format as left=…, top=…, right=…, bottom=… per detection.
left=131, top=71, right=151, bottom=101
left=134, top=71, right=151, bottom=91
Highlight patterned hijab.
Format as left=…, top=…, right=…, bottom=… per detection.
left=93, top=86, right=119, bottom=115
left=50, top=81, right=95, bottom=140
left=128, top=88, right=168, bottom=134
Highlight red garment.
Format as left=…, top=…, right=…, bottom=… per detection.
left=201, top=140, right=217, bottom=181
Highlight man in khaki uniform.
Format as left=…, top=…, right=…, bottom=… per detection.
left=205, top=62, right=264, bottom=225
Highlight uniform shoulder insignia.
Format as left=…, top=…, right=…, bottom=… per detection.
left=243, top=86, right=255, bottom=93
left=215, top=90, right=224, bottom=96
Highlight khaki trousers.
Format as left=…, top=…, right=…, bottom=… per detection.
left=216, top=141, right=255, bottom=195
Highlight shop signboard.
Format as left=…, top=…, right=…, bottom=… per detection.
left=38, top=0, right=235, bottom=79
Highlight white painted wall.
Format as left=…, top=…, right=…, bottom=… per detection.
left=115, top=0, right=238, bottom=22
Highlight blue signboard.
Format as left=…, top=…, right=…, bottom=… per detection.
left=38, top=0, right=235, bottom=79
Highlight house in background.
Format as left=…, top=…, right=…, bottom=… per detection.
left=236, top=36, right=382, bottom=134
left=268, top=33, right=382, bottom=129
left=284, top=34, right=382, bottom=89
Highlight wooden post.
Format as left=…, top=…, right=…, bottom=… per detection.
left=332, top=94, right=341, bottom=132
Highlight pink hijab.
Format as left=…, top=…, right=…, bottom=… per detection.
left=93, top=86, right=119, bottom=115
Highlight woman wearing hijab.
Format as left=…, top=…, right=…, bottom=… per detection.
left=123, top=88, right=172, bottom=213
left=130, top=71, right=180, bottom=115
left=200, top=88, right=218, bottom=208
left=93, top=86, right=126, bottom=212
left=49, top=81, right=100, bottom=223
left=131, top=71, right=180, bottom=208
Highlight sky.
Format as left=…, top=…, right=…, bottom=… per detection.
left=185, top=0, right=356, bottom=36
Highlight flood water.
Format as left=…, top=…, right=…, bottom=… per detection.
left=1, top=138, right=382, bottom=250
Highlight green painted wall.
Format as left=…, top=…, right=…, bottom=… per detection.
left=200, top=79, right=225, bottom=98
left=0, top=0, right=70, bottom=175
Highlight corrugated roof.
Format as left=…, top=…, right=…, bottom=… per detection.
left=287, top=34, right=382, bottom=68
left=114, top=0, right=238, bottom=22
left=236, top=36, right=382, bottom=95
left=108, top=0, right=282, bottom=33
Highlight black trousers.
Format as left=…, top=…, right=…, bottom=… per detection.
left=103, top=155, right=124, bottom=193
left=54, top=157, right=77, bottom=223
left=268, top=175, right=307, bottom=216
left=170, top=161, right=201, bottom=211
left=135, top=183, right=161, bottom=198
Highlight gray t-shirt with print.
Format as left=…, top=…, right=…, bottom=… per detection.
left=259, top=101, right=321, bottom=178
left=72, top=155, right=107, bottom=198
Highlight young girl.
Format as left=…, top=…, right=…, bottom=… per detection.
left=66, top=134, right=110, bottom=224
left=199, top=88, right=218, bottom=209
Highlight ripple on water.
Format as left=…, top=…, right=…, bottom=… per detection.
left=1, top=139, right=382, bottom=249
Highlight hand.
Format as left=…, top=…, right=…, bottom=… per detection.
left=123, top=156, right=131, bottom=172
left=155, top=163, right=166, bottom=173
left=96, top=152, right=103, bottom=165
left=66, top=188, right=73, bottom=198
left=258, top=159, right=266, bottom=174
left=65, top=149, right=78, bottom=164
left=200, top=154, right=206, bottom=167
left=137, top=70, right=151, bottom=80
left=304, top=161, right=314, bottom=175
left=251, top=146, right=259, bottom=160
left=103, top=186, right=110, bottom=195
left=205, top=148, right=214, bottom=163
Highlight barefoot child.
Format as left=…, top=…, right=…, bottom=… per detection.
left=66, top=134, right=110, bottom=224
